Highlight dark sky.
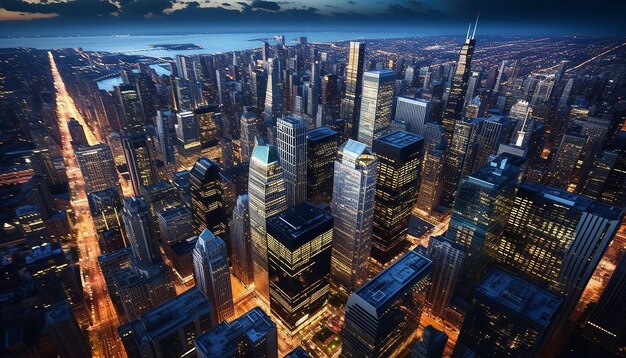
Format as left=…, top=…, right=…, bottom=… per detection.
left=1, top=0, right=625, bottom=36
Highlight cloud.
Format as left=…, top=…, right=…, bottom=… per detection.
left=251, top=0, right=280, bottom=11
left=0, top=8, right=59, bottom=20
left=0, top=0, right=118, bottom=18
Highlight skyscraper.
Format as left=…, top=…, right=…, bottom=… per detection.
left=264, top=58, right=283, bottom=138
left=411, top=325, right=448, bottom=358
left=68, top=117, right=88, bottom=147
left=116, top=84, right=145, bottom=133
left=156, top=110, right=175, bottom=165
left=496, top=183, right=624, bottom=328
left=45, top=304, right=91, bottom=358
left=267, top=203, right=333, bottom=334
left=415, top=147, right=445, bottom=216
left=583, top=132, right=626, bottom=206
left=240, top=110, right=260, bottom=163
left=175, top=110, right=201, bottom=149
left=306, top=126, right=339, bottom=204
left=122, top=196, right=161, bottom=265
left=248, top=141, right=287, bottom=305
left=426, top=235, right=466, bottom=319
left=440, top=117, right=483, bottom=207
left=330, top=139, right=377, bottom=293
left=547, top=129, right=587, bottom=190
left=342, top=248, right=432, bottom=357
left=371, top=131, right=424, bottom=264
left=277, top=114, right=307, bottom=207
left=341, top=41, right=366, bottom=139
left=447, top=154, right=522, bottom=298
left=582, top=250, right=626, bottom=353
left=394, top=97, right=431, bottom=136
left=454, top=268, right=562, bottom=358
left=189, top=158, right=229, bottom=248
left=193, top=229, right=234, bottom=323
left=441, top=21, right=478, bottom=144
left=194, top=307, right=278, bottom=358
left=157, top=205, right=194, bottom=245
left=471, top=115, right=516, bottom=171
left=119, top=287, right=215, bottom=358
left=122, top=132, right=157, bottom=195
left=357, top=70, right=396, bottom=146
left=195, top=104, right=221, bottom=149
left=75, top=144, right=118, bottom=194
left=230, top=195, right=253, bottom=287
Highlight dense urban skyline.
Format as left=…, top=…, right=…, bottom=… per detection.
left=1, top=6, right=626, bottom=358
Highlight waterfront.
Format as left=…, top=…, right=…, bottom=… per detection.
left=0, top=30, right=428, bottom=57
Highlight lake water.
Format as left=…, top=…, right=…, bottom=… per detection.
left=0, top=30, right=423, bottom=58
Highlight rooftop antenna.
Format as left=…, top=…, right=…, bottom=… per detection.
left=472, top=13, right=480, bottom=40
left=516, top=106, right=532, bottom=147
left=466, top=22, right=472, bottom=41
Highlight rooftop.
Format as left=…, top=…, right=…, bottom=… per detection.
left=120, top=287, right=212, bottom=345
left=520, top=183, right=624, bottom=220
left=476, top=269, right=561, bottom=327
left=373, top=130, right=424, bottom=154
left=354, top=248, right=432, bottom=312
left=466, top=153, right=525, bottom=190
left=307, top=126, right=338, bottom=142
left=251, top=143, right=280, bottom=164
left=267, top=202, right=333, bottom=250
left=194, top=307, right=275, bottom=356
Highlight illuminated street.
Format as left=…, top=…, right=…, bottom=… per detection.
left=49, top=51, right=126, bottom=358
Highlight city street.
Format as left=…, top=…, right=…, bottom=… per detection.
left=49, top=51, right=126, bottom=358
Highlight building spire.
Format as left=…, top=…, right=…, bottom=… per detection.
left=466, top=22, right=472, bottom=41
left=472, top=13, right=480, bottom=40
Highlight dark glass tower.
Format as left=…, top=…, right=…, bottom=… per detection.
left=454, top=268, right=562, bottom=358
left=267, top=202, right=333, bottom=334
left=341, top=41, right=366, bottom=139
left=371, top=130, right=424, bottom=264
left=306, top=126, right=339, bottom=204
left=189, top=158, right=229, bottom=252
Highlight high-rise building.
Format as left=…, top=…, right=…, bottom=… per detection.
left=306, top=127, right=339, bottom=204
left=582, top=250, right=626, bottom=353
left=193, top=229, right=234, bottom=323
left=122, top=196, right=161, bottom=265
left=447, top=154, right=522, bottom=298
left=415, top=147, right=445, bottom=216
left=248, top=141, right=288, bottom=304
left=119, top=287, right=215, bottom=358
left=122, top=132, right=157, bottom=195
left=371, top=131, right=424, bottom=264
left=277, top=114, right=308, bottom=207
left=68, top=117, right=88, bottom=147
left=471, top=115, right=516, bottom=171
left=426, top=235, right=466, bottom=319
left=394, top=97, right=431, bottom=136
left=267, top=203, right=333, bottom=334
left=454, top=269, right=562, bottom=358
left=341, top=41, right=366, bottom=139
left=330, top=139, right=377, bottom=293
left=411, top=325, right=448, bottom=358
left=583, top=132, right=626, bottom=206
left=230, top=195, right=253, bottom=287
left=45, top=304, right=91, bottom=358
left=189, top=158, right=229, bottom=248
left=89, top=187, right=126, bottom=253
left=194, top=307, right=278, bottom=358
left=157, top=205, right=195, bottom=245
left=496, top=183, right=624, bottom=329
left=342, top=248, right=432, bottom=357
left=175, top=110, right=201, bottom=149
left=441, top=22, right=478, bottom=144
left=116, top=84, right=145, bottom=133
left=440, top=117, right=483, bottom=207
left=264, top=58, right=283, bottom=136
left=357, top=70, right=396, bottom=146
left=155, top=110, right=175, bottom=165
left=75, top=144, right=118, bottom=194
left=547, top=129, right=587, bottom=190
left=195, top=104, right=221, bottom=149
left=240, top=110, right=260, bottom=163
